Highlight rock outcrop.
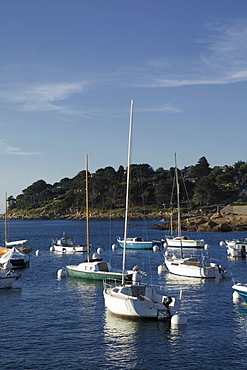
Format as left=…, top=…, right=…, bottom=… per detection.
left=154, top=213, right=247, bottom=232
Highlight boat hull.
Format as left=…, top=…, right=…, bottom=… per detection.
left=7, top=259, right=29, bottom=269
left=51, top=236, right=88, bottom=253
left=103, top=283, right=181, bottom=319
left=165, top=257, right=230, bottom=279
left=66, top=266, right=125, bottom=281
left=0, top=247, right=30, bottom=269
left=117, top=239, right=161, bottom=250
left=53, top=245, right=87, bottom=253
left=166, top=237, right=205, bottom=248
left=0, top=272, right=21, bottom=289
left=232, top=284, right=247, bottom=303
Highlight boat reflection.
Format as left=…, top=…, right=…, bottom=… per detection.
left=66, top=276, right=103, bottom=291
left=103, top=309, right=187, bottom=367
left=162, top=271, right=224, bottom=290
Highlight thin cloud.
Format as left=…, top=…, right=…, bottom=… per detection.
left=135, top=104, right=181, bottom=113
left=0, top=81, right=90, bottom=114
left=141, top=20, right=247, bottom=88
left=0, top=139, right=41, bottom=156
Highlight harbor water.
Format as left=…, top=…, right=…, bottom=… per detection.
left=1, top=219, right=247, bottom=369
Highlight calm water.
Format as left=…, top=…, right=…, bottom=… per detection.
left=1, top=219, right=247, bottom=369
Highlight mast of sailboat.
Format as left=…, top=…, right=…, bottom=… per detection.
left=85, top=154, right=90, bottom=262
left=174, top=153, right=183, bottom=258
left=4, top=193, right=8, bottom=247
left=121, top=99, right=134, bottom=285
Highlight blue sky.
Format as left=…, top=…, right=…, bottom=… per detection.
left=0, top=0, right=247, bottom=213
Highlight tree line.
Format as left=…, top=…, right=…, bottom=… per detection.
left=7, top=157, right=247, bottom=215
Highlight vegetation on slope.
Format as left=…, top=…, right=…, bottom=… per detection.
left=6, top=157, right=247, bottom=218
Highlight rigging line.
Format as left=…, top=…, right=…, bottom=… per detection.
left=108, top=167, right=125, bottom=265
left=180, top=168, right=192, bottom=209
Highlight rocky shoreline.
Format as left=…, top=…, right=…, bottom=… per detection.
left=1, top=210, right=162, bottom=221
left=2, top=210, right=247, bottom=232
left=154, top=213, right=247, bottom=232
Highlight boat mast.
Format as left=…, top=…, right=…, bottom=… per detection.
left=122, top=99, right=134, bottom=285
left=175, top=153, right=183, bottom=258
left=85, top=154, right=90, bottom=262
left=4, top=193, right=8, bottom=247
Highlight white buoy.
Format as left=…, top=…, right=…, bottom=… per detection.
left=92, top=253, right=98, bottom=260
left=153, top=245, right=159, bottom=252
left=233, top=291, right=242, bottom=302
left=3, top=261, right=12, bottom=270
left=171, top=312, right=187, bottom=326
left=11, top=280, right=23, bottom=289
left=36, top=249, right=42, bottom=256
left=97, top=247, right=103, bottom=254
left=204, top=244, right=210, bottom=250
left=219, top=241, right=226, bottom=246
left=112, top=243, right=117, bottom=250
left=163, top=242, right=168, bottom=248
left=57, top=268, right=68, bottom=279
left=158, top=264, right=167, bottom=274
left=50, top=246, right=55, bottom=252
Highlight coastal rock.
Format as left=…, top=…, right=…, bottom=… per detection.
left=154, top=213, right=247, bottom=232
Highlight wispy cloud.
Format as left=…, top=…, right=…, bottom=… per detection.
left=0, top=81, right=90, bottom=115
left=0, top=139, right=41, bottom=156
left=135, top=104, right=181, bottom=113
left=1, top=20, right=247, bottom=116
left=142, top=20, right=247, bottom=88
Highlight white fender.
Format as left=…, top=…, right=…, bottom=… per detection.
left=57, top=268, right=68, bottom=279
left=171, top=312, right=187, bottom=326
left=158, top=264, right=167, bottom=274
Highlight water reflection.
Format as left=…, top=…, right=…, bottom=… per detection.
left=66, top=276, right=103, bottom=290
left=103, top=310, right=189, bottom=369
left=162, top=273, right=214, bottom=288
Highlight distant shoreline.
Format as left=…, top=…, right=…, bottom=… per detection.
left=1, top=211, right=247, bottom=232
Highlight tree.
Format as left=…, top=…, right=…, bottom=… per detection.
left=189, top=157, right=211, bottom=178
left=192, top=175, right=218, bottom=206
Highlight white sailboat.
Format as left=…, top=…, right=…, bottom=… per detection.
left=165, top=154, right=205, bottom=248
left=66, top=155, right=133, bottom=281
left=103, top=100, right=182, bottom=319
left=0, top=193, right=32, bottom=256
left=164, top=154, right=231, bottom=279
left=164, top=251, right=231, bottom=279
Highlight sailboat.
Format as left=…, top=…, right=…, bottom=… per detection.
left=0, top=193, right=32, bottom=256
left=164, top=155, right=231, bottom=278
left=66, top=155, right=133, bottom=281
left=103, top=100, right=182, bottom=319
left=165, top=154, right=205, bottom=248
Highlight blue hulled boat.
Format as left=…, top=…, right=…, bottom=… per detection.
left=117, top=237, right=162, bottom=250
left=232, top=283, right=247, bottom=303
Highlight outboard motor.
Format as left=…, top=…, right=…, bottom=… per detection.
left=241, top=245, right=246, bottom=258
left=162, top=296, right=173, bottom=318
left=132, top=271, right=142, bottom=283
